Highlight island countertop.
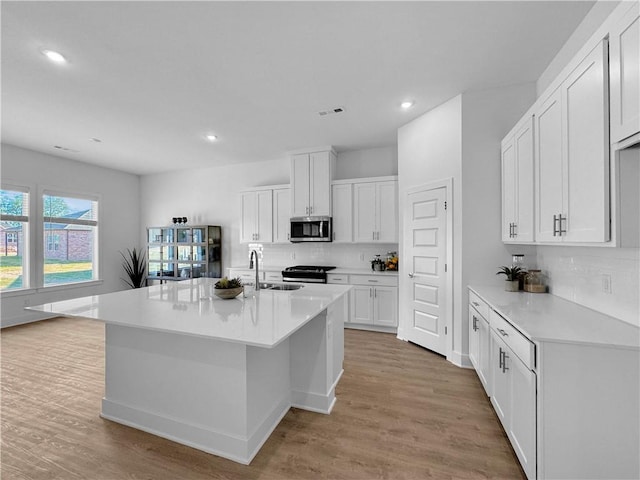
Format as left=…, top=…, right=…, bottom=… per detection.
left=27, top=279, right=351, bottom=349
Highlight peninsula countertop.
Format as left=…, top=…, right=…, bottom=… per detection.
left=469, top=285, right=640, bottom=349
left=28, top=279, right=351, bottom=349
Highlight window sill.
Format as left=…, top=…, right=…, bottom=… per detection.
left=0, top=280, right=104, bottom=298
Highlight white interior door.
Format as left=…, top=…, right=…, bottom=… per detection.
left=402, top=186, right=447, bottom=356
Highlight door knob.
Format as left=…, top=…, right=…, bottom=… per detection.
left=408, top=272, right=414, bottom=278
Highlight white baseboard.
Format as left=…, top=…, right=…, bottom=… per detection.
left=448, top=350, right=473, bottom=369
left=345, top=323, right=397, bottom=334
left=101, top=396, right=290, bottom=465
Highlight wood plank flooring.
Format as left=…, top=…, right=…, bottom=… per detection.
left=1, top=317, right=525, bottom=479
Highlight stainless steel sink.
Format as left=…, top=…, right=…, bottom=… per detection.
left=257, top=282, right=303, bottom=291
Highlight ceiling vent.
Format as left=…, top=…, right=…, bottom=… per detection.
left=318, top=106, right=345, bottom=117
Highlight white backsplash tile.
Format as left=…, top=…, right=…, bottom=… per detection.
left=233, top=243, right=399, bottom=271
left=536, top=246, right=639, bottom=326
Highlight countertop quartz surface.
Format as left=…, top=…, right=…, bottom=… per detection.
left=27, top=278, right=351, bottom=349
left=469, top=285, right=639, bottom=349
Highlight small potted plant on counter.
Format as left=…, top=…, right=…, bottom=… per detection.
left=214, top=276, right=244, bottom=299
left=496, top=265, right=526, bottom=292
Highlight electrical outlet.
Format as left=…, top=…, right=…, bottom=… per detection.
left=602, top=274, right=612, bottom=294
left=23, top=298, right=30, bottom=307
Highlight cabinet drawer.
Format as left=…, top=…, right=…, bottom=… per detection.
left=490, top=310, right=535, bottom=370
left=469, top=290, right=490, bottom=319
left=327, top=274, right=349, bottom=284
left=264, top=271, right=283, bottom=282
left=349, top=275, right=398, bottom=287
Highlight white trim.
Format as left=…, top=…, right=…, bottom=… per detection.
left=36, top=279, right=103, bottom=294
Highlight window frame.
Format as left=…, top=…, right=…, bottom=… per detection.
left=0, top=183, right=31, bottom=292
left=40, top=188, right=101, bottom=289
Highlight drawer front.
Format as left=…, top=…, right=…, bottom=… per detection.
left=327, top=274, right=349, bottom=284
left=490, top=310, right=535, bottom=370
left=469, top=290, right=490, bottom=319
left=264, top=271, right=283, bottom=282
left=349, top=275, right=398, bottom=287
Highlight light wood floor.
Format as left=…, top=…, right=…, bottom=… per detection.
left=1, top=317, right=525, bottom=479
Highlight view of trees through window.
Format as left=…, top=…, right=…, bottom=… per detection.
left=0, top=189, right=98, bottom=291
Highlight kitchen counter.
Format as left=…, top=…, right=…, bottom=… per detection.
left=469, top=285, right=640, bottom=349
left=27, top=279, right=349, bottom=464
left=29, top=278, right=350, bottom=348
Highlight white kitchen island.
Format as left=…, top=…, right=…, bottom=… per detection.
left=28, top=279, right=351, bottom=464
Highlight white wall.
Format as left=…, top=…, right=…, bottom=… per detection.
left=335, top=146, right=397, bottom=179
left=397, top=84, right=536, bottom=366
left=0, top=144, right=140, bottom=327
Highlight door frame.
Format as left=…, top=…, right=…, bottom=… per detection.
left=397, top=178, right=453, bottom=360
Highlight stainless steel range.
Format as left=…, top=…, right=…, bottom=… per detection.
left=282, top=265, right=336, bottom=284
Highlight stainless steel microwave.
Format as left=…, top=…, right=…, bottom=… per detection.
left=290, top=216, right=332, bottom=242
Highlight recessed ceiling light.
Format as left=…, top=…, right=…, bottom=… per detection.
left=205, top=134, right=218, bottom=142
left=401, top=101, right=415, bottom=109
left=41, top=49, right=67, bottom=64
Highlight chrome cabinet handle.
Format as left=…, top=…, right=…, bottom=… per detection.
left=502, top=352, right=509, bottom=373
left=374, top=288, right=377, bottom=298
left=367, top=279, right=378, bottom=283
left=553, top=214, right=558, bottom=236
left=472, top=301, right=480, bottom=307
left=558, top=213, right=566, bottom=235
left=472, top=315, right=478, bottom=331
left=369, top=288, right=372, bottom=297
left=498, top=328, right=508, bottom=337
left=499, top=347, right=504, bottom=369
left=512, top=223, right=517, bottom=237
left=408, top=272, right=414, bottom=278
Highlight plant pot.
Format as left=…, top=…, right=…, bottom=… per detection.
left=504, top=280, right=519, bottom=292
left=214, top=287, right=243, bottom=299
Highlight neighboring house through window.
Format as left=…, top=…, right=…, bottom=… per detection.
left=0, top=186, right=30, bottom=291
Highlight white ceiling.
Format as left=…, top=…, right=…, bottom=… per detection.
left=1, top=1, right=594, bottom=176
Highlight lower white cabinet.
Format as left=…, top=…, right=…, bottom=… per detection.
left=328, top=273, right=398, bottom=331
left=490, top=327, right=536, bottom=480
left=468, top=305, right=490, bottom=395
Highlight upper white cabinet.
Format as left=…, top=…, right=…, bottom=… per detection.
left=331, top=183, right=352, bottom=242
left=272, top=187, right=291, bottom=244
left=240, top=189, right=273, bottom=243
left=534, top=40, right=610, bottom=243
left=501, top=116, right=534, bottom=243
left=610, top=2, right=640, bottom=144
left=353, top=180, right=398, bottom=243
left=291, top=150, right=335, bottom=217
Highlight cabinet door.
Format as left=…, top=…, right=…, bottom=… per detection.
left=376, top=181, right=398, bottom=242
left=332, top=183, right=352, bottom=242
left=562, top=40, right=609, bottom=243
left=610, top=3, right=640, bottom=143
left=291, top=154, right=310, bottom=216
left=373, top=286, right=397, bottom=327
left=256, top=190, right=273, bottom=243
left=351, top=286, right=374, bottom=325
left=468, top=307, right=480, bottom=370
left=490, top=330, right=509, bottom=428
left=478, top=315, right=492, bottom=396
left=240, top=191, right=257, bottom=243
left=535, top=88, right=563, bottom=243
left=353, top=183, right=376, bottom=242
left=507, top=351, right=537, bottom=480
left=501, top=137, right=517, bottom=242
left=514, top=118, right=534, bottom=242
left=309, top=151, right=331, bottom=216
left=273, top=188, right=291, bottom=244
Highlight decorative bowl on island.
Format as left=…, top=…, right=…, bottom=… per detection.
left=214, top=277, right=244, bottom=299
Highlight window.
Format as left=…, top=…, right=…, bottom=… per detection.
left=43, top=192, right=98, bottom=287
left=1, top=187, right=29, bottom=291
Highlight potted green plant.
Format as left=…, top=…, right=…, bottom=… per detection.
left=496, top=265, right=526, bottom=292
left=214, top=276, right=244, bottom=299
left=120, top=248, right=146, bottom=288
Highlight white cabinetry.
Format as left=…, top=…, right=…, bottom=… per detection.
left=468, top=291, right=491, bottom=395
left=534, top=40, right=610, bottom=243
left=501, top=116, right=534, bottom=242
left=353, top=180, right=398, bottom=243
left=331, top=183, right=352, bottom=242
left=489, top=313, right=536, bottom=480
left=291, top=150, right=335, bottom=217
left=349, top=275, right=398, bottom=329
left=610, top=2, right=640, bottom=144
left=272, top=187, right=291, bottom=244
left=240, top=189, right=273, bottom=243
